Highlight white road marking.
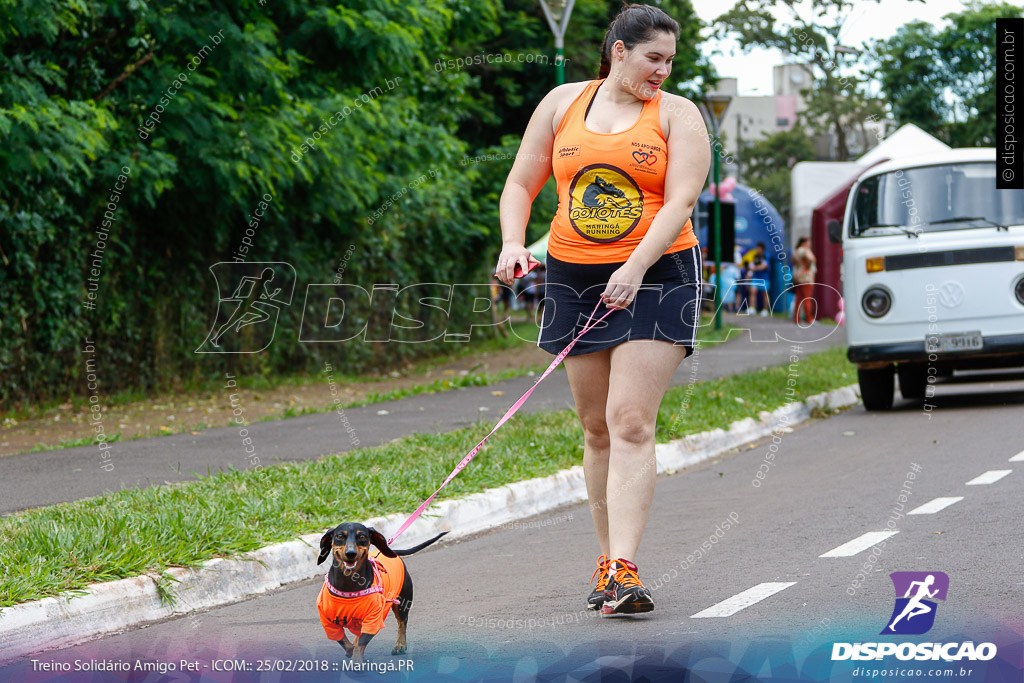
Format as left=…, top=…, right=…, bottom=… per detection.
left=819, top=530, right=899, bottom=558
left=965, top=470, right=1012, bottom=486
left=1009, top=450, right=1024, bottom=462
left=908, top=497, right=963, bottom=515
left=691, top=582, right=797, bottom=618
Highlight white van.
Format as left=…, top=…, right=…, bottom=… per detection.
left=829, top=148, right=1024, bottom=410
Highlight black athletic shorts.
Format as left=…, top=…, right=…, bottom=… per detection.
left=537, top=246, right=702, bottom=357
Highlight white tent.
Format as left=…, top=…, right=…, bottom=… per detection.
left=790, top=123, right=950, bottom=243
left=527, top=232, right=548, bottom=262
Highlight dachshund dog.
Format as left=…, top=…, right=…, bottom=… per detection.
left=316, top=523, right=446, bottom=662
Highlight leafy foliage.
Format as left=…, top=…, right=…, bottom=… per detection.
left=714, top=0, right=889, bottom=160
left=869, top=2, right=1023, bottom=147
left=0, top=0, right=713, bottom=409
left=741, top=124, right=817, bottom=226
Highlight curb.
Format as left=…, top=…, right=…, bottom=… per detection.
left=0, top=384, right=860, bottom=663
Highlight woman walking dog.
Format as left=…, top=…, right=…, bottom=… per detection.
left=495, top=4, right=709, bottom=615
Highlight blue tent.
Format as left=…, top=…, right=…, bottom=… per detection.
left=698, top=183, right=792, bottom=308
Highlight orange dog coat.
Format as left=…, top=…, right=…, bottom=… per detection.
left=317, top=552, right=406, bottom=639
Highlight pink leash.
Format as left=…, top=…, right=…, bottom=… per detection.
left=387, top=299, right=615, bottom=545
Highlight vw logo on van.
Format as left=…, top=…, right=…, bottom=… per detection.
left=938, top=282, right=965, bottom=308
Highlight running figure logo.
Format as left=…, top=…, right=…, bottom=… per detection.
left=196, top=262, right=296, bottom=354
left=881, top=571, right=949, bottom=635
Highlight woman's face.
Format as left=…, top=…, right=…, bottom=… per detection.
left=609, top=31, right=676, bottom=100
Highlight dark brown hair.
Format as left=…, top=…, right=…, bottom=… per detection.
left=796, top=236, right=810, bottom=248
left=598, top=4, right=680, bottom=79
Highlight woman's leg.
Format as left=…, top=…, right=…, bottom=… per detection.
left=604, top=339, right=689, bottom=561
left=793, top=284, right=807, bottom=324
left=563, top=348, right=613, bottom=556
left=801, top=284, right=816, bottom=323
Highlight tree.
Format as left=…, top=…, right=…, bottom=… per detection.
left=0, top=0, right=719, bottom=408
left=870, top=2, right=1023, bottom=147
left=0, top=0, right=507, bottom=406
left=442, top=0, right=715, bottom=152
left=741, top=125, right=817, bottom=227
left=438, top=0, right=715, bottom=251
left=714, top=0, right=891, bottom=160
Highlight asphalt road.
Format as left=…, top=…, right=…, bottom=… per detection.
left=5, top=366, right=1022, bottom=682
left=0, top=315, right=843, bottom=514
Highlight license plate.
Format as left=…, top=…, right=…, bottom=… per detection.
left=926, top=332, right=983, bottom=353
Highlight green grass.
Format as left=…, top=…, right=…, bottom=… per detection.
left=22, top=432, right=122, bottom=454
left=5, top=316, right=736, bottom=455
left=0, top=319, right=545, bottom=423
left=658, top=345, right=853, bottom=440
left=0, top=345, right=852, bottom=609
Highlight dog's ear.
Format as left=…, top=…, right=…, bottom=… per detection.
left=367, top=528, right=397, bottom=557
left=317, top=527, right=336, bottom=565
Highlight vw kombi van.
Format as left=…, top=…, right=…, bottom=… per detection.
left=829, top=148, right=1024, bottom=410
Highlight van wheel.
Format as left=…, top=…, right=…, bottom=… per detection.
left=897, top=363, right=927, bottom=400
left=859, top=365, right=894, bottom=411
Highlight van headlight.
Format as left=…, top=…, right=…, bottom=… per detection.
left=862, top=287, right=892, bottom=318
left=1015, top=276, right=1024, bottom=306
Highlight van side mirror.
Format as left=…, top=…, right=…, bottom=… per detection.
left=827, top=219, right=842, bottom=244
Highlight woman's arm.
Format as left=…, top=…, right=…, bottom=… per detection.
left=496, top=85, right=574, bottom=284
left=625, top=96, right=710, bottom=273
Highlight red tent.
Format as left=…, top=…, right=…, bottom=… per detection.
left=810, top=159, right=889, bottom=319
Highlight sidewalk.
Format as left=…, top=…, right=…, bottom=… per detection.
left=0, top=315, right=845, bottom=515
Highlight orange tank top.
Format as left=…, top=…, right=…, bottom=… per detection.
left=548, top=79, right=696, bottom=264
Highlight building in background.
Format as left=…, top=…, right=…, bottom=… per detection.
left=707, top=63, right=890, bottom=174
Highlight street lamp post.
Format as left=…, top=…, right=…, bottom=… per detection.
left=538, top=0, right=576, bottom=85
left=701, top=94, right=732, bottom=331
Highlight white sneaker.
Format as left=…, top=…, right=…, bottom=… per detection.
left=759, top=310, right=769, bottom=317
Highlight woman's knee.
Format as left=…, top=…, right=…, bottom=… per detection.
left=578, top=414, right=611, bottom=449
left=606, top=405, right=654, bottom=445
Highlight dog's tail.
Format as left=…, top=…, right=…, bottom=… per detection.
left=393, top=531, right=448, bottom=557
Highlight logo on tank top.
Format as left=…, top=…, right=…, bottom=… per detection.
left=567, top=163, right=644, bottom=243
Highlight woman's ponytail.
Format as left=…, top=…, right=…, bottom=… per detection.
left=598, top=30, right=614, bottom=79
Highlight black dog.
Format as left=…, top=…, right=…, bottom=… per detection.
left=316, top=523, right=445, bottom=661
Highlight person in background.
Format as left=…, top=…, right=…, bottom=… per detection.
left=705, top=248, right=740, bottom=314
left=791, top=236, right=817, bottom=325
left=740, top=242, right=769, bottom=316
left=493, top=275, right=514, bottom=315
left=519, top=266, right=540, bottom=314
left=533, top=264, right=547, bottom=319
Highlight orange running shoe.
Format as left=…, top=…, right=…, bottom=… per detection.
left=587, top=554, right=611, bottom=611
left=601, top=558, right=654, bottom=614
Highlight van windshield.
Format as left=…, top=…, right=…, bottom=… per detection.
left=851, top=162, right=1024, bottom=237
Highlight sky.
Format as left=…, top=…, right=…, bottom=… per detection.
left=687, top=0, right=972, bottom=96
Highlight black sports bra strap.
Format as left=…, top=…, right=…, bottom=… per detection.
left=583, top=82, right=601, bottom=124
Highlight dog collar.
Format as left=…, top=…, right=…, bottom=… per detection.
left=323, top=560, right=383, bottom=599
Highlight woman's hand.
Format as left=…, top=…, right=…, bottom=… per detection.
left=494, top=243, right=539, bottom=286
left=602, top=262, right=645, bottom=310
